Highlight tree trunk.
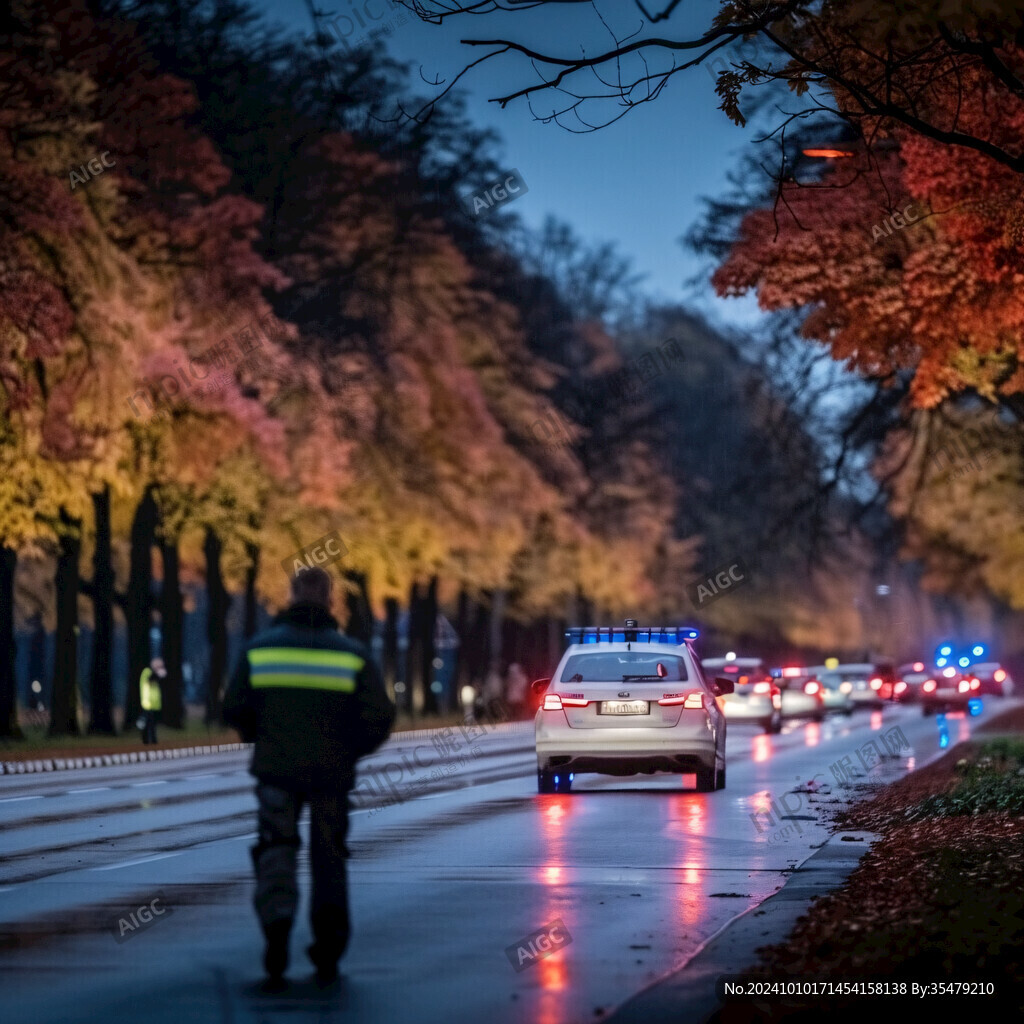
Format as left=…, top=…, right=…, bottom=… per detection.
left=204, top=527, right=230, bottom=724
left=420, top=576, right=439, bottom=716
left=88, top=487, right=116, bottom=734
left=405, top=582, right=424, bottom=717
left=0, top=545, right=21, bottom=738
left=452, top=588, right=469, bottom=713
left=344, top=569, right=374, bottom=646
left=383, top=597, right=399, bottom=702
left=468, top=598, right=489, bottom=689
left=488, top=587, right=506, bottom=674
left=160, top=539, right=185, bottom=729
left=125, top=487, right=158, bottom=729
left=49, top=512, right=82, bottom=737
left=243, top=541, right=260, bottom=638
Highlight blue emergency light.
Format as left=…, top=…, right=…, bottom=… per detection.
left=564, top=624, right=700, bottom=645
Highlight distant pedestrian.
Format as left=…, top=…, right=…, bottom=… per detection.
left=138, top=658, right=165, bottom=744
left=223, top=567, right=395, bottom=990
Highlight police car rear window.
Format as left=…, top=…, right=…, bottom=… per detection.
left=559, top=653, right=688, bottom=682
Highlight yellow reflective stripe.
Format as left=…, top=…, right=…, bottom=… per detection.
left=250, top=673, right=356, bottom=693
left=248, top=647, right=365, bottom=671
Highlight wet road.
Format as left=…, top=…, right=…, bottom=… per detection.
left=0, top=702, right=1000, bottom=1024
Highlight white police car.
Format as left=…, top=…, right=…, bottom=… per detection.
left=532, top=621, right=732, bottom=794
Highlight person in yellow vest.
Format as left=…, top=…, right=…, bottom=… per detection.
left=139, top=658, right=165, bottom=744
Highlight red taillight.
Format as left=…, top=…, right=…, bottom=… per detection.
left=782, top=667, right=802, bottom=678
left=543, top=694, right=589, bottom=710
left=995, top=669, right=1007, bottom=682
left=958, top=680, right=970, bottom=693
left=753, top=682, right=771, bottom=695
left=803, top=681, right=820, bottom=695
left=923, top=679, right=937, bottom=693
left=970, top=678, right=980, bottom=691
left=894, top=681, right=907, bottom=694
left=658, top=691, right=704, bottom=709
left=869, top=677, right=883, bottom=690
left=913, top=662, right=924, bottom=672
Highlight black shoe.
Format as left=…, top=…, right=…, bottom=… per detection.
left=306, top=943, right=340, bottom=986
left=263, top=920, right=291, bottom=982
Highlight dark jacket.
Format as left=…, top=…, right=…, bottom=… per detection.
left=223, top=602, right=395, bottom=792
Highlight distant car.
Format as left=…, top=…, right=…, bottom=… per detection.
left=700, top=656, right=782, bottom=733
left=970, top=661, right=1015, bottom=697
left=772, top=667, right=826, bottom=722
left=533, top=623, right=731, bottom=793
left=895, top=662, right=933, bottom=703
left=920, top=668, right=983, bottom=714
left=817, top=663, right=894, bottom=708
left=807, top=665, right=856, bottom=715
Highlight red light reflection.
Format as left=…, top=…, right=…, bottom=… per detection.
left=805, top=721, right=820, bottom=747
left=752, top=734, right=772, bottom=762
left=870, top=711, right=883, bottom=731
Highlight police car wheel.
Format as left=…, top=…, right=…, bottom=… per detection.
left=715, top=764, right=726, bottom=790
left=694, top=765, right=717, bottom=792
left=538, top=770, right=557, bottom=794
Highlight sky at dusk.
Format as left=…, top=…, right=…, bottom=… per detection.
left=252, top=0, right=768, bottom=329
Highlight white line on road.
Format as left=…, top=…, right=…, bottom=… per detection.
left=0, top=796, right=42, bottom=804
left=131, top=780, right=168, bottom=787
left=68, top=787, right=111, bottom=794
left=184, top=774, right=217, bottom=780
left=91, top=852, right=181, bottom=871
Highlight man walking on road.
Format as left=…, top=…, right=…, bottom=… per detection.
left=223, top=567, right=395, bottom=989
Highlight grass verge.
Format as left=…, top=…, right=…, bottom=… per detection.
left=713, top=704, right=1024, bottom=1021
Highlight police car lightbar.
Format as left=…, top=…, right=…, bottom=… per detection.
left=564, top=625, right=700, bottom=644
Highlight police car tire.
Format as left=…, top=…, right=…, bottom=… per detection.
left=695, top=765, right=717, bottom=792
left=538, top=770, right=557, bottom=794
left=715, top=764, right=726, bottom=790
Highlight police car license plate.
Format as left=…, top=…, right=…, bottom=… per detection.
left=598, top=700, right=649, bottom=715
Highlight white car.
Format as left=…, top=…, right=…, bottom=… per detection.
left=805, top=665, right=856, bottom=715
left=533, top=622, right=731, bottom=794
left=700, top=655, right=782, bottom=733
left=773, top=668, right=827, bottom=722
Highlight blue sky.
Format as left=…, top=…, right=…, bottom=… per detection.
left=253, top=0, right=769, bottom=329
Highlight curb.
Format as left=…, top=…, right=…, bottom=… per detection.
left=0, top=743, right=251, bottom=776
left=604, top=831, right=881, bottom=1024
left=0, top=720, right=535, bottom=776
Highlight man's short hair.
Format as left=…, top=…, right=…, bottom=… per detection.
left=290, top=566, right=333, bottom=607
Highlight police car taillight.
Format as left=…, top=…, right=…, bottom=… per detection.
left=544, top=694, right=589, bottom=711
left=803, top=681, right=820, bottom=695
left=657, top=692, right=705, bottom=709
left=752, top=682, right=772, bottom=695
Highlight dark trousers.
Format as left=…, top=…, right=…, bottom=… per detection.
left=252, top=781, right=351, bottom=962
left=141, top=711, right=158, bottom=744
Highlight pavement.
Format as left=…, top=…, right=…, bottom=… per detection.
left=0, top=699, right=1011, bottom=1024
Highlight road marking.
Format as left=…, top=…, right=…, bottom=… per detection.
left=69, top=787, right=111, bottom=794
left=131, top=780, right=168, bottom=788
left=0, top=795, right=42, bottom=804
left=92, top=852, right=181, bottom=871
left=184, top=774, right=216, bottom=780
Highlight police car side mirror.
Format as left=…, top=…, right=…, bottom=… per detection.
left=713, top=677, right=735, bottom=695
left=531, top=677, right=551, bottom=696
